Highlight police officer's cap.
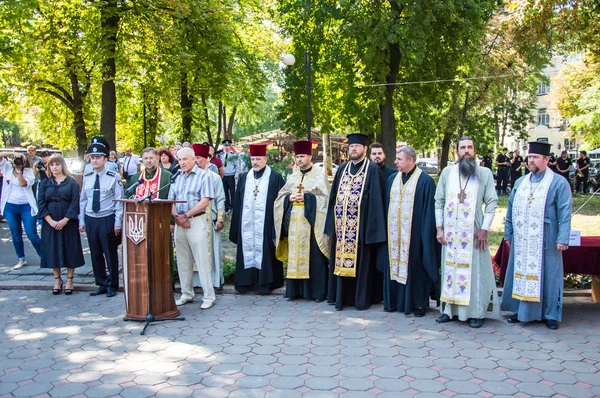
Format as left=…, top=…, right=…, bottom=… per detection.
left=90, top=136, right=111, bottom=153
left=88, top=143, right=108, bottom=157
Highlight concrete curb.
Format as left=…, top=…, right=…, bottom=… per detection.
left=0, top=280, right=286, bottom=295
left=0, top=280, right=590, bottom=297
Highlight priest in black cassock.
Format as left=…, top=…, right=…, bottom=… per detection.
left=274, top=140, right=331, bottom=302
left=384, top=146, right=441, bottom=317
left=370, top=142, right=396, bottom=183
left=325, top=133, right=387, bottom=310
left=229, top=143, right=285, bottom=293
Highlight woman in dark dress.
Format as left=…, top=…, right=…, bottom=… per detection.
left=37, top=154, right=85, bottom=295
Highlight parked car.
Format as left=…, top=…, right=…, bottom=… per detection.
left=416, top=160, right=438, bottom=175
left=588, top=173, right=600, bottom=195
left=314, top=162, right=339, bottom=173
left=65, top=157, right=86, bottom=175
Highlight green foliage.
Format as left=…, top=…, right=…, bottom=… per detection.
left=556, top=56, right=600, bottom=144
left=0, top=0, right=284, bottom=153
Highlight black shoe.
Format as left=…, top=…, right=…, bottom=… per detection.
left=315, top=298, right=325, bottom=303
left=106, top=289, right=117, bottom=298
left=469, top=318, right=484, bottom=328
left=90, top=287, right=108, bottom=296
left=545, top=319, right=558, bottom=330
left=507, top=314, right=520, bottom=324
left=414, top=307, right=426, bottom=317
left=436, top=314, right=453, bottom=323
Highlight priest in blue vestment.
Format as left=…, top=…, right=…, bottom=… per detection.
left=501, top=139, right=572, bottom=330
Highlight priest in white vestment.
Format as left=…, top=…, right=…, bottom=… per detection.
left=501, top=139, right=571, bottom=330
left=229, top=144, right=285, bottom=293
left=434, top=137, right=500, bottom=328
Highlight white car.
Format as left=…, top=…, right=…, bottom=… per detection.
left=314, top=162, right=339, bottom=173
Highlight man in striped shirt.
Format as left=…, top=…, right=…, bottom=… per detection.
left=168, top=147, right=215, bottom=309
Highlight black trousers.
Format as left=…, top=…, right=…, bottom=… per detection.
left=576, top=171, right=589, bottom=193
left=496, top=167, right=509, bottom=193
left=510, top=170, right=522, bottom=189
left=85, top=214, right=120, bottom=290
left=223, top=175, right=236, bottom=211
left=558, top=172, right=572, bottom=190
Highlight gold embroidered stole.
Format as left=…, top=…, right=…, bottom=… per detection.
left=511, top=170, right=554, bottom=302
left=135, top=167, right=162, bottom=199
left=387, top=168, right=422, bottom=284
left=334, top=159, right=370, bottom=277
left=274, top=166, right=331, bottom=278
left=440, top=165, right=478, bottom=305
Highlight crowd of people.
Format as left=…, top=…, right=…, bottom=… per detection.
left=483, top=146, right=593, bottom=195
left=0, top=134, right=573, bottom=331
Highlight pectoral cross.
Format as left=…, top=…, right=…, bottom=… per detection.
left=297, top=183, right=304, bottom=194
left=253, top=185, right=259, bottom=198
left=528, top=192, right=534, bottom=205
left=458, top=190, right=466, bottom=204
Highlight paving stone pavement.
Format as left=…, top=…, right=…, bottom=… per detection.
left=0, top=290, right=599, bottom=398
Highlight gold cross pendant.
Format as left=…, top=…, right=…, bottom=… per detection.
left=458, top=190, right=466, bottom=204
left=296, top=183, right=304, bottom=194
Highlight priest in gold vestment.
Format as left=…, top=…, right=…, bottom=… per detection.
left=324, top=133, right=387, bottom=311
left=275, top=140, right=331, bottom=302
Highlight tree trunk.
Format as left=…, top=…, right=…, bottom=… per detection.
left=99, top=0, right=120, bottom=152
left=226, top=106, right=236, bottom=140
left=322, top=132, right=333, bottom=177
left=69, top=70, right=88, bottom=156
left=377, top=41, right=401, bottom=167
left=180, top=73, right=193, bottom=142
left=147, top=97, right=159, bottom=147
left=439, top=93, right=462, bottom=172
left=201, top=93, right=212, bottom=144
left=217, top=101, right=223, bottom=146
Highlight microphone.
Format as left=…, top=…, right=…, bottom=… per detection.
left=124, top=177, right=144, bottom=197
left=171, top=169, right=182, bottom=183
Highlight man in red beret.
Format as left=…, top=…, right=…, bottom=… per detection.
left=229, top=144, right=285, bottom=293
left=274, top=140, right=331, bottom=302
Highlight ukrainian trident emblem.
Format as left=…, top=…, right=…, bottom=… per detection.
left=126, top=213, right=146, bottom=245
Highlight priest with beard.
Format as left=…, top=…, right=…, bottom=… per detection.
left=274, top=140, right=331, bottom=302
left=325, top=133, right=386, bottom=310
left=384, top=146, right=441, bottom=317
left=229, top=144, right=285, bottom=293
left=370, top=142, right=396, bottom=183
left=434, top=137, right=500, bottom=328
left=125, top=147, right=172, bottom=199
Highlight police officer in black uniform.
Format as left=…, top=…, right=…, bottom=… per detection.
left=576, top=150, right=591, bottom=194
left=509, top=149, right=524, bottom=189
left=556, top=150, right=573, bottom=191
left=495, top=147, right=510, bottom=195
left=79, top=141, right=124, bottom=297
left=481, top=150, right=493, bottom=171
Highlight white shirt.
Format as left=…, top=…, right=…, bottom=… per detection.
left=0, top=159, right=37, bottom=215
left=123, top=155, right=140, bottom=176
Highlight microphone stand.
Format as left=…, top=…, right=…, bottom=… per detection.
left=123, top=174, right=184, bottom=335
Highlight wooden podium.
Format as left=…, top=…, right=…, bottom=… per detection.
left=117, top=199, right=183, bottom=334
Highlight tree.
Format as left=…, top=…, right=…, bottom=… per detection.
left=0, top=0, right=100, bottom=155
left=278, top=0, right=499, bottom=165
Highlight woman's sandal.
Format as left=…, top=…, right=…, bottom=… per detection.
left=53, top=277, right=63, bottom=295
left=64, top=276, right=74, bottom=295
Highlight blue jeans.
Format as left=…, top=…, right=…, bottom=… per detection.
left=4, top=202, right=42, bottom=261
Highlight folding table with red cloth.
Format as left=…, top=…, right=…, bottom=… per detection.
left=494, top=236, right=600, bottom=302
